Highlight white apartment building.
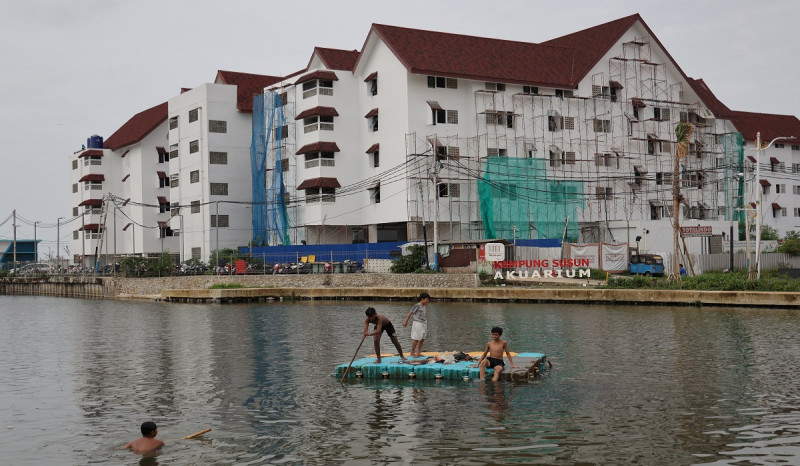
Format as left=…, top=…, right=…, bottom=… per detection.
left=264, top=14, right=764, bottom=255
left=166, top=71, right=283, bottom=263
left=68, top=102, right=178, bottom=267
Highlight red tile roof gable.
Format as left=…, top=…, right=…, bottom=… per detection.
left=215, top=70, right=284, bottom=113
left=311, top=47, right=359, bottom=71
left=104, top=102, right=168, bottom=151
left=729, top=111, right=800, bottom=143
left=370, top=23, right=579, bottom=88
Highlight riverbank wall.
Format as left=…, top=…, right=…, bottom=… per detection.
left=2, top=274, right=800, bottom=308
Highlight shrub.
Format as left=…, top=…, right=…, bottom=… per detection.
left=389, top=244, right=427, bottom=273
left=208, top=282, right=245, bottom=289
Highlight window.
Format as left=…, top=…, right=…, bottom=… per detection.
left=592, top=85, right=611, bottom=98
left=72, top=160, right=78, bottom=170
left=762, top=184, right=770, bottom=195
left=485, top=112, right=513, bottom=128
left=281, top=158, right=289, bottom=172
left=304, top=151, right=335, bottom=168
left=371, top=185, right=381, bottom=204
left=438, top=183, right=460, bottom=198
left=189, top=140, right=199, bottom=153
left=487, top=148, right=507, bottom=157
left=159, top=176, right=168, bottom=188
left=593, top=119, right=611, bottom=133
left=169, top=144, right=178, bottom=159
left=775, top=143, right=785, bottom=149
left=191, top=201, right=200, bottom=214
left=795, top=208, right=800, bottom=217
left=373, top=150, right=380, bottom=168
left=485, top=82, right=505, bottom=91
left=169, top=116, right=178, bottom=130
left=73, top=231, right=79, bottom=240
left=210, top=151, right=227, bottom=164
left=564, top=152, right=576, bottom=165
left=562, top=116, right=575, bottom=130
left=655, top=172, right=673, bottom=185
left=595, top=153, right=613, bottom=167
left=303, top=115, right=334, bottom=133
left=792, top=145, right=800, bottom=150
left=189, top=108, right=199, bottom=123
left=191, top=247, right=201, bottom=259
left=548, top=115, right=562, bottom=132
left=369, top=78, right=378, bottom=96
left=209, top=120, right=227, bottom=133
left=159, top=201, right=170, bottom=214
left=595, top=186, right=613, bottom=200
left=522, top=85, right=538, bottom=95
left=776, top=184, right=786, bottom=194
left=210, top=215, right=229, bottom=228
left=555, top=89, right=573, bottom=98
left=72, top=183, right=78, bottom=193
left=370, top=115, right=378, bottom=132
left=782, top=208, right=788, bottom=217
left=170, top=174, right=179, bottom=188
left=427, top=76, right=457, bottom=89
left=171, top=202, right=179, bottom=216
left=275, top=125, right=289, bottom=140
left=84, top=181, right=102, bottom=191
left=305, top=187, right=336, bottom=203
left=653, top=107, right=671, bottom=121
left=210, top=182, right=228, bottom=196
left=72, top=207, right=79, bottom=216
left=549, top=150, right=562, bottom=167
left=793, top=163, right=800, bottom=173
left=433, top=109, right=459, bottom=125
left=302, top=79, right=334, bottom=98
left=190, top=170, right=199, bottom=183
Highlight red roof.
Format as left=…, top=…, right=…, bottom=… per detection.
left=368, top=23, right=579, bottom=88
left=728, top=111, right=800, bottom=143
left=80, top=223, right=100, bottom=232
left=157, top=196, right=168, bottom=204
left=312, top=47, right=360, bottom=71
left=78, top=149, right=103, bottom=158
left=364, top=72, right=378, bottom=82
left=296, top=142, right=340, bottom=154
left=685, top=78, right=734, bottom=118
left=365, top=143, right=380, bottom=154
left=79, top=174, right=105, bottom=182
left=296, top=177, right=341, bottom=190
left=772, top=202, right=782, bottom=210
left=364, top=108, right=379, bottom=118
left=157, top=171, right=167, bottom=179
left=215, top=70, right=284, bottom=113
left=759, top=179, right=771, bottom=186
left=78, top=199, right=103, bottom=207
left=104, top=102, right=168, bottom=151
left=295, top=70, right=339, bottom=85
left=295, top=106, right=339, bottom=120
left=770, top=157, right=781, bottom=164
left=541, top=15, right=640, bottom=87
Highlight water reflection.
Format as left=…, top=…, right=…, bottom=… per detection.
left=1, top=297, right=799, bottom=464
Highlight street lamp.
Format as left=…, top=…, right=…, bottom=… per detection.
left=56, top=217, right=63, bottom=274
left=754, top=132, right=795, bottom=279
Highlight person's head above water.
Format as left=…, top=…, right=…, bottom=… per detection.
left=141, top=422, right=158, bottom=437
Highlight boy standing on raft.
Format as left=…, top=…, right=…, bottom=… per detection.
left=123, top=421, right=165, bottom=452
left=403, top=292, right=431, bottom=357
left=363, top=307, right=407, bottom=363
left=478, top=327, right=518, bottom=381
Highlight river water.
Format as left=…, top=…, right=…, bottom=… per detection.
left=1, top=296, right=799, bottom=465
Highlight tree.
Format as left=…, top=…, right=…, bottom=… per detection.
left=673, top=123, right=694, bottom=280
left=389, top=244, right=427, bottom=273
left=760, top=225, right=779, bottom=241
left=776, top=231, right=800, bottom=256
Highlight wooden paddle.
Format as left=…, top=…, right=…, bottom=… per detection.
left=182, top=428, right=212, bottom=440
left=340, top=335, right=367, bottom=384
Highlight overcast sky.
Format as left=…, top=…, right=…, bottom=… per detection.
left=1, top=0, right=798, bottom=257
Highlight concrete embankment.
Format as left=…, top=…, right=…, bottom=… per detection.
left=2, top=274, right=800, bottom=308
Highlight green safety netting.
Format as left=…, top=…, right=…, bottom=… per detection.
left=478, top=157, right=584, bottom=242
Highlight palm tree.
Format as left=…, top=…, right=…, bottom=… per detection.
left=673, top=123, right=695, bottom=280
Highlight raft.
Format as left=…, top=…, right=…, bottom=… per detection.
left=334, top=351, right=550, bottom=382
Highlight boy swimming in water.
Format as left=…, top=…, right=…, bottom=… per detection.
left=123, top=421, right=165, bottom=452
left=478, top=327, right=518, bottom=381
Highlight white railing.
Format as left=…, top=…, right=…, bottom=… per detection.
left=304, top=124, right=318, bottom=134
left=305, top=194, right=336, bottom=203
left=319, top=88, right=333, bottom=96
left=320, top=123, right=334, bottom=131
left=303, top=89, right=317, bottom=99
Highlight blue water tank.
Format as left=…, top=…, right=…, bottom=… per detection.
left=87, top=135, right=104, bottom=149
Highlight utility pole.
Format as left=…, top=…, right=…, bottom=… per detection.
left=216, top=201, right=220, bottom=274
left=431, top=152, right=439, bottom=271
left=57, top=217, right=63, bottom=274
left=12, top=210, right=17, bottom=271
left=81, top=212, right=85, bottom=269
left=34, top=221, right=38, bottom=263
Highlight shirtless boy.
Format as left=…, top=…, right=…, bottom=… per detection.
left=478, top=327, right=518, bottom=381
left=363, top=307, right=407, bottom=363
left=123, top=421, right=165, bottom=452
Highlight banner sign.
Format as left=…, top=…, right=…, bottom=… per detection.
left=681, top=226, right=712, bottom=237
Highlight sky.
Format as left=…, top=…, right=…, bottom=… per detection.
left=1, top=0, right=798, bottom=258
